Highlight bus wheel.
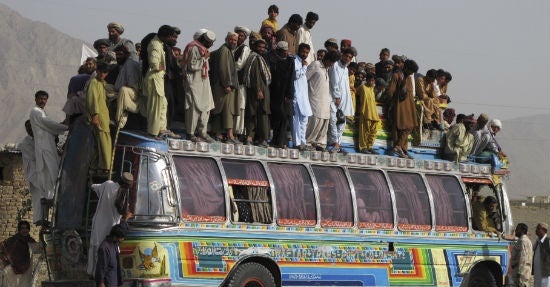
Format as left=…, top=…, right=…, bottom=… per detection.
left=468, top=268, right=496, bottom=287
left=228, top=262, right=275, bottom=287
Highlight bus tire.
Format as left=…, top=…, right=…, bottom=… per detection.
left=468, top=268, right=496, bottom=287
left=227, top=262, right=276, bottom=287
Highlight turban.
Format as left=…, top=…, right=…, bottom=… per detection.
left=107, top=22, right=124, bottom=34
left=193, top=28, right=209, bottom=40
left=276, top=41, right=288, bottom=51
left=365, top=63, right=375, bottom=69
left=250, top=31, right=262, bottom=40
left=539, top=223, right=549, bottom=231
left=93, top=38, right=110, bottom=49
left=234, top=26, right=251, bottom=37
left=350, top=46, right=358, bottom=57
left=254, top=38, right=267, bottom=45
left=477, top=113, right=489, bottom=125
left=392, top=55, right=407, bottom=63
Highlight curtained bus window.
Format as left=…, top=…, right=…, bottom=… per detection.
left=268, top=163, right=316, bottom=226
left=388, top=172, right=432, bottom=231
left=222, top=159, right=272, bottom=224
left=349, top=169, right=394, bottom=229
left=312, top=166, right=353, bottom=228
left=426, top=175, right=468, bottom=232
left=173, top=156, right=225, bottom=222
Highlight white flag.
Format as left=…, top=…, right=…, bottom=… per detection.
left=80, top=44, right=98, bottom=64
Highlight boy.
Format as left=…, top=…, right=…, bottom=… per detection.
left=261, top=5, right=279, bottom=32
left=87, top=61, right=112, bottom=175
left=356, top=73, right=379, bottom=154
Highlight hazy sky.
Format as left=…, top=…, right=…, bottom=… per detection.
left=1, top=0, right=549, bottom=121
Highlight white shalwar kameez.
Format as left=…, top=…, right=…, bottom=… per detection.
left=29, top=106, right=67, bottom=200
left=86, top=181, right=122, bottom=275
left=18, top=136, right=43, bottom=224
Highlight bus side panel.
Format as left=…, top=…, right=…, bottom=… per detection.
left=119, top=234, right=508, bottom=287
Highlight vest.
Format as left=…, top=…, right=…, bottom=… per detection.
left=534, top=237, right=550, bottom=277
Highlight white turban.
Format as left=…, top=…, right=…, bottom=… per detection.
left=234, top=26, right=251, bottom=37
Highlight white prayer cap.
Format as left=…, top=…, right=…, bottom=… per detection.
left=490, top=119, right=502, bottom=129
left=204, top=30, right=216, bottom=42
left=276, top=41, right=288, bottom=51
left=226, top=32, right=238, bottom=38
left=234, top=26, right=251, bottom=37
left=193, top=28, right=209, bottom=40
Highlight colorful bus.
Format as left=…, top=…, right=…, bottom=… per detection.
left=44, top=118, right=514, bottom=287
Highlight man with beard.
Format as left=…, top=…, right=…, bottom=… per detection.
left=276, top=14, right=303, bottom=55
left=296, top=12, right=319, bottom=64
left=291, top=43, right=312, bottom=150
left=143, top=25, right=180, bottom=139
left=242, top=39, right=271, bottom=146
left=306, top=50, right=340, bottom=151
left=182, top=30, right=216, bottom=142
left=107, top=22, right=138, bottom=61
left=385, top=59, right=419, bottom=158
left=163, top=26, right=181, bottom=130
left=0, top=221, right=38, bottom=287
left=210, top=32, right=240, bottom=143
left=265, top=41, right=294, bottom=148
left=113, top=45, right=142, bottom=128
left=233, top=26, right=252, bottom=139
left=94, top=38, right=114, bottom=63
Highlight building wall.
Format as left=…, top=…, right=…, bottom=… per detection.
left=0, top=151, right=39, bottom=241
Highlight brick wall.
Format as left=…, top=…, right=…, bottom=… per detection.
left=0, top=151, right=39, bottom=241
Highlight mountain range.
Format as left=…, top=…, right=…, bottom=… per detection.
left=0, top=3, right=548, bottom=200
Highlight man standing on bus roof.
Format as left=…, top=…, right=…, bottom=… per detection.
left=533, top=222, right=550, bottom=287
left=107, top=22, right=138, bottom=61
left=508, top=223, right=532, bottom=287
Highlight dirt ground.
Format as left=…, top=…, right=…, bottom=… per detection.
left=511, top=204, right=550, bottom=242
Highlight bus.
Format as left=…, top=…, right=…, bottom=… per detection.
left=44, top=117, right=514, bottom=287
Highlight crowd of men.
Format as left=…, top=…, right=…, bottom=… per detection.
left=52, top=5, right=507, bottom=165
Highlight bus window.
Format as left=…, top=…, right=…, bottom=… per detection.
left=221, top=159, right=272, bottom=224
left=268, top=163, right=316, bottom=226
left=388, top=172, right=431, bottom=231
left=134, top=152, right=177, bottom=222
left=466, top=183, right=502, bottom=233
left=349, top=169, right=393, bottom=229
left=173, top=156, right=225, bottom=222
left=425, top=175, right=468, bottom=232
left=311, top=166, right=353, bottom=228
